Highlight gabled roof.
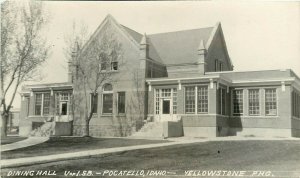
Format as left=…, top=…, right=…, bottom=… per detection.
left=121, top=22, right=214, bottom=65
left=148, top=27, right=214, bottom=65
left=121, top=25, right=143, bottom=43
left=79, top=15, right=229, bottom=67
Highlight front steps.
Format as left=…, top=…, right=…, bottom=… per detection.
left=30, top=122, right=55, bottom=137
left=131, top=122, right=164, bottom=138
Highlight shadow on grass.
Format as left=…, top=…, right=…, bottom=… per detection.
left=1, top=136, right=27, bottom=145
left=1, top=137, right=169, bottom=159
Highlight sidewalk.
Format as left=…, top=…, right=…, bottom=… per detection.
left=1, top=137, right=49, bottom=152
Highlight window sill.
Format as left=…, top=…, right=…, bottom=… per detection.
left=231, top=115, right=279, bottom=118
left=101, top=114, right=113, bottom=117
left=28, top=115, right=54, bottom=118
left=100, top=70, right=119, bottom=74
left=117, top=113, right=126, bottom=117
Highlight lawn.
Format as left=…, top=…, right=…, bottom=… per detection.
left=2, top=140, right=299, bottom=177
left=1, top=137, right=168, bottom=159
left=1, top=136, right=27, bottom=145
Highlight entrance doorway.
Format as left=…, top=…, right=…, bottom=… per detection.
left=162, top=99, right=171, bottom=114
left=155, top=88, right=177, bottom=121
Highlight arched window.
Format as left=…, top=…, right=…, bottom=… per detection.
left=102, top=84, right=113, bottom=114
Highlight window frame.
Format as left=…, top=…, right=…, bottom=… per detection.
left=265, top=88, right=277, bottom=116
left=218, top=87, right=226, bottom=115
left=232, top=89, right=244, bottom=116
left=90, top=93, right=98, bottom=114
left=248, top=89, right=260, bottom=116
left=117, top=92, right=126, bottom=114
left=111, top=61, right=118, bottom=71
left=185, top=86, right=196, bottom=114
left=215, top=59, right=219, bottom=72
left=102, top=84, right=113, bottom=115
left=55, top=92, right=72, bottom=116
left=184, top=85, right=209, bottom=114
left=219, top=62, right=223, bottom=71
left=34, top=92, right=51, bottom=116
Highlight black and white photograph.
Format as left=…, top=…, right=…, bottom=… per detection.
left=1, top=0, right=300, bottom=177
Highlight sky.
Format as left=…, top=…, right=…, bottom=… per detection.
left=8, top=1, right=300, bottom=108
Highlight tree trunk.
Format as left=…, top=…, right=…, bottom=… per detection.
left=84, top=118, right=90, bottom=137
left=1, top=113, right=8, bottom=138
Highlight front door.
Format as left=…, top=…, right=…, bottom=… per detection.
left=161, top=99, right=172, bottom=121
left=154, top=88, right=177, bottom=122
left=162, top=99, right=170, bottom=114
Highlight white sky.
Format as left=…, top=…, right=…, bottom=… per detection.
left=10, top=1, right=300, bottom=108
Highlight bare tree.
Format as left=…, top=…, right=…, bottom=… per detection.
left=114, top=69, right=146, bottom=136
left=0, top=0, right=50, bottom=137
left=68, top=27, right=123, bottom=136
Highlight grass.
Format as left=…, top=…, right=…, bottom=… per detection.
left=1, top=137, right=169, bottom=159
left=2, top=140, right=299, bottom=177
left=1, top=136, right=27, bottom=145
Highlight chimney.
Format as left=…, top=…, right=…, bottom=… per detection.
left=197, top=40, right=207, bottom=74
left=139, top=33, right=148, bottom=69
left=68, top=42, right=79, bottom=83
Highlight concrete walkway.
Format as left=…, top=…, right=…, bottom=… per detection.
left=1, top=137, right=49, bottom=152
left=2, top=136, right=299, bottom=168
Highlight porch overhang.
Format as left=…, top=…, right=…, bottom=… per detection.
left=146, top=75, right=231, bottom=85
left=20, top=82, right=73, bottom=96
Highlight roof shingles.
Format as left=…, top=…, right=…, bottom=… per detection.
left=121, top=25, right=214, bottom=65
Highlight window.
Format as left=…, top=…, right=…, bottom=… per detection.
left=197, top=86, right=208, bottom=113
left=265, top=89, right=277, bottom=115
left=101, top=61, right=107, bottom=71
left=155, top=89, right=160, bottom=115
left=292, top=90, right=300, bottom=118
left=35, top=93, right=50, bottom=116
left=185, top=86, right=209, bottom=114
left=185, top=87, right=195, bottom=114
left=218, top=88, right=226, bottom=115
left=215, top=59, right=219, bottom=71
left=118, top=92, right=125, bottom=114
left=161, top=89, right=171, bottom=97
left=219, top=63, right=223, bottom=71
left=111, top=61, right=118, bottom=71
left=43, top=93, right=50, bottom=115
left=35, top=94, right=42, bottom=115
left=102, top=84, right=113, bottom=114
left=91, top=93, right=98, bottom=114
left=233, top=90, right=243, bottom=115
left=249, top=89, right=260, bottom=115
left=26, top=96, right=30, bottom=116
left=173, top=88, right=177, bottom=114
left=103, top=94, right=113, bottom=114
left=55, top=93, right=72, bottom=116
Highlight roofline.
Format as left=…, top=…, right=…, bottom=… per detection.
left=146, top=75, right=298, bottom=88
left=78, top=14, right=140, bottom=57
left=206, top=69, right=290, bottom=74
left=232, top=77, right=295, bottom=84
left=23, top=82, right=73, bottom=90
left=148, top=26, right=214, bottom=36
left=206, top=22, right=234, bottom=70
left=146, top=75, right=221, bottom=83
left=205, top=22, right=219, bottom=50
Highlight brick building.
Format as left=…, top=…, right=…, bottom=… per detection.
left=19, top=15, right=300, bottom=137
